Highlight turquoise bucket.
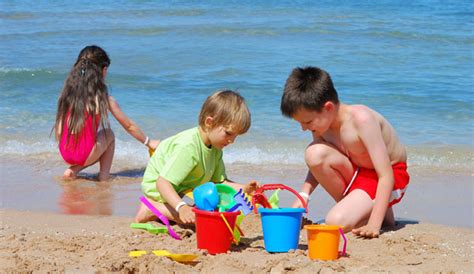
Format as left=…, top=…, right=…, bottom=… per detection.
left=259, top=208, right=305, bottom=252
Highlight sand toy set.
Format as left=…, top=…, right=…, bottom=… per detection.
left=132, top=183, right=347, bottom=261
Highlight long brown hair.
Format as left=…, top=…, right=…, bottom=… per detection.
left=53, top=45, right=111, bottom=143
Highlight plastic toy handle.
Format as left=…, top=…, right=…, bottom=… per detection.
left=339, top=227, right=347, bottom=257
left=254, top=184, right=308, bottom=213
left=139, top=196, right=181, bottom=240
left=220, top=214, right=238, bottom=244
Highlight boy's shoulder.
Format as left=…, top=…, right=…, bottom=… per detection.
left=346, top=104, right=381, bottom=125
left=163, top=127, right=199, bottom=148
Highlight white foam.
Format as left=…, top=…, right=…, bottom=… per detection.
left=0, top=139, right=472, bottom=173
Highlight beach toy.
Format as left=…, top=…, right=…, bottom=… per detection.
left=226, top=188, right=253, bottom=215
left=232, top=213, right=245, bottom=243
left=181, top=189, right=194, bottom=200
left=193, top=182, right=219, bottom=211
left=268, top=189, right=280, bottom=209
left=129, top=250, right=147, bottom=257
left=193, top=207, right=240, bottom=254
left=129, top=250, right=199, bottom=262
left=152, top=250, right=199, bottom=263
left=252, top=184, right=308, bottom=213
left=304, top=225, right=347, bottom=260
left=254, top=184, right=308, bottom=253
left=259, top=207, right=306, bottom=252
left=139, top=196, right=181, bottom=240
left=216, top=184, right=237, bottom=212
left=130, top=222, right=167, bottom=235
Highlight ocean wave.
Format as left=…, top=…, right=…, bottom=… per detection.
left=0, top=67, right=59, bottom=82
left=0, top=67, right=54, bottom=74
left=1, top=139, right=472, bottom=174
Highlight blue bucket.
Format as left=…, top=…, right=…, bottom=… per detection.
left=259, top=208, right=305, bottom=252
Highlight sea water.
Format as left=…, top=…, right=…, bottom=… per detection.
left=0, top=1, right=473, bottom=222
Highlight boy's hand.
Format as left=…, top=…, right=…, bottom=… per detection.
left=178, top=205, right=195, bottom=224
left=243, top=180, right=260, bottom=195
left=352, top=224, right=380, bottom=238
left=291, top=199, right=305, bottom=208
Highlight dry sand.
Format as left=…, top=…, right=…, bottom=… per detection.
left=1, top=209, right=472, bottom=273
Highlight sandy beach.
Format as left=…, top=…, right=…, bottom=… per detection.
left=1, top=208, right=473, bottom=273
left=1, top=155, right=473, bottom=272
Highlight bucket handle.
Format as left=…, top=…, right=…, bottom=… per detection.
left=252, top=184, right=308, bottom=213
left=220, top=214, right=239, bottom=245
left=338, top=227, right=347, bottom=257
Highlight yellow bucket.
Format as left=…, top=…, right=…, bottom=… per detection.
left=304, top=225, right=347, bottom=260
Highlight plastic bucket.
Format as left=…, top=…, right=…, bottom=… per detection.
left=304, top=225, right=346, bottom=260
left=193, top=208, right=240, bottom=254
left=259, top=208, right=305, bottom=252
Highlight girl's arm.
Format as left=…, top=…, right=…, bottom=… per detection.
left=108, top=96, right=159, bottom=149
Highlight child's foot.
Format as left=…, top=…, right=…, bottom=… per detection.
left=97, top=172, right=112, bottom=182
left=63, top=168, right=78, bottom=180
left=382, top=207, right=396, bottom=228
left=134, top=204, right=157, bottom=223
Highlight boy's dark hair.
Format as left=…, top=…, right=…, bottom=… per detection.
left=281, top=66, right=339, bottom=117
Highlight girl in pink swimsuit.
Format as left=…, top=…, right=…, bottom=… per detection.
left=53, top=45, right=160, bottom=181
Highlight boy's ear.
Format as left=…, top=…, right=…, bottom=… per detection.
left=204, top=116, right=214, bottom=129
left=324, top=101, right=334, bottom=112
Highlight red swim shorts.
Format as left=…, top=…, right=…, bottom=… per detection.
left=343, top=162, right=410, bottom=207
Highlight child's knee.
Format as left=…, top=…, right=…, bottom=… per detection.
left=305, top=144, right=331, bottom=169
left=325, top=210, right=345, bottom=226
left=325, top=210, right=351, bottom=229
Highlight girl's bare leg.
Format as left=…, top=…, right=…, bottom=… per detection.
left=84, top=129, right=115, bottom=181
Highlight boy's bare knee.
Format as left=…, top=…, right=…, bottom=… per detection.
left=305, top=144, right=330, bottom=169
left=325, top=211, right=349, bottom=228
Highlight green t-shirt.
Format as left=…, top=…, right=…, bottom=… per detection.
left=141, top=127, right=227, bottom=202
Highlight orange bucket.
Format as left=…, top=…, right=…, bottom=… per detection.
left=304, top=225, right=347, bottom=260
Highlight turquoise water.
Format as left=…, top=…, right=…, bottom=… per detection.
left=1, top=1, right=473, bottom=172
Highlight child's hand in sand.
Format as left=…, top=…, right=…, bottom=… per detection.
left=178, top=205, right=195, bottom=224
left=243, top=180, right=259, bottom=195
left=352, top=224, right=380, bottom=238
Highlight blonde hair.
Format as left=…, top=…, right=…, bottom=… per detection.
left=198, top=90, right=251, bottom=134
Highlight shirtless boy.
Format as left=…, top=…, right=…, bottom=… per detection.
left=281, top=66, right=409, bottom=238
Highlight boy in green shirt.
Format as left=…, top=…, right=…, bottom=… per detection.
left=135, top=90, right=258, bottom=224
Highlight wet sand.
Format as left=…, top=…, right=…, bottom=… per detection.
left=1, top=155, right=472, bottom=227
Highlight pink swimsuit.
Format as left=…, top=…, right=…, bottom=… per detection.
left=59, top=112, right=100, bottom=166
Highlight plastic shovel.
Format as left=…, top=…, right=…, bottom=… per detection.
left=152, top=250, right=198, bottom=263
left=130, top=223, right=167, bottom=234
left=139, top=196, right=181, bottom=240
